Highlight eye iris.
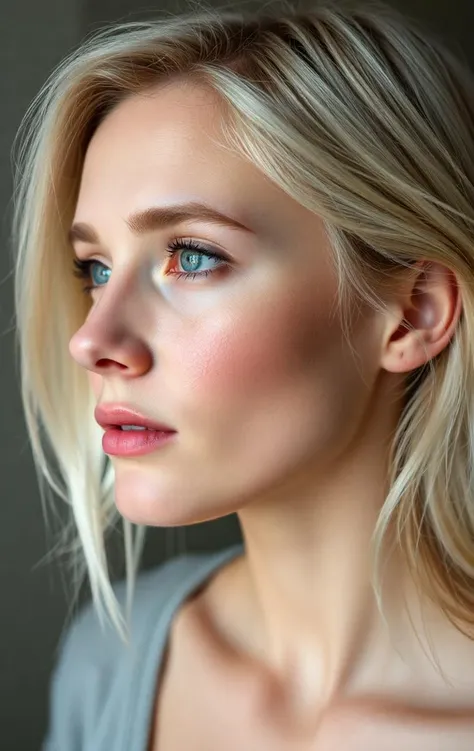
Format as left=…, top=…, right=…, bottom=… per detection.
left=92, top=262, right=111, bottom=286
left=181, top=251, right=202, bottom=272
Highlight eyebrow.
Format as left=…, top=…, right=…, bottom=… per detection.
left=68, top=201, right=255, bottom=246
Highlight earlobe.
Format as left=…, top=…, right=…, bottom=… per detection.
left=380, top=261, right=463, bottom=375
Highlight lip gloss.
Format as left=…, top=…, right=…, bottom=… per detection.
left=102, top=428, right=177, bottom=457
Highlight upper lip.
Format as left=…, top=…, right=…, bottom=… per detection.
left=94, top=404, right=176, bottom=432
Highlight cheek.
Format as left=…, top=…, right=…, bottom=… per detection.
left=175, top=291, right=326, bottom=408
left=166, top=289, right=367, bottom=505
left=187, top=326, right=274, bottom=395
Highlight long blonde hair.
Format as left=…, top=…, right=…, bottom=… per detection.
left=11, top=0, right=474, bottom=644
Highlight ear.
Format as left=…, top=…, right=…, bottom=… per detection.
left=380, top=260, right=463, bottom=374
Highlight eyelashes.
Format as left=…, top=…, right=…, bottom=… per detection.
left=165, top=237, right=228, bottom=281
left=72, top=258, right=110, bottom=293
left=72, top=237, right=230, bottom=294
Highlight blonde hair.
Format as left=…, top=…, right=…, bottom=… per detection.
left=11, top=0, right=474, bottom=645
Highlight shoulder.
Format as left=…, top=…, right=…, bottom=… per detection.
left=51, top=549, right=217, bottom=683
left=42, top=545, right=243, bottom=751
left=51, top=551, right=196, bottom=668
left=59, top=545, right=243, bottom=659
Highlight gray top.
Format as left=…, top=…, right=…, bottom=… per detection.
left=42, top=543, right=244, bottom=751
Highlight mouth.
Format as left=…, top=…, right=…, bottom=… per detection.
left=100, top=423, right=177, bottom=457
left=94, top=403, right=176, bottom=433
left=116, top=425, right=162, bottom=431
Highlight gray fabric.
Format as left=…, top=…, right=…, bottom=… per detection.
left=42, top=543, right=244, bottom=751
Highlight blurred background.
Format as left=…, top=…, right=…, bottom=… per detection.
left=1, top=0, right=473, bottom=748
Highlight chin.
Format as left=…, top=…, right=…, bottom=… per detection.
left=112, top=473, right=238, bottom=528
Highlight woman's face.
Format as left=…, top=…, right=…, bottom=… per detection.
left=69, top=79, right=384, bottom=526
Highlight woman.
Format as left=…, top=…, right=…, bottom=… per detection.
left=11, top=0, right=474, bottom=748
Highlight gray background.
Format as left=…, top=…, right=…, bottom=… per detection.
left=1, top=1, right=472, bottom=749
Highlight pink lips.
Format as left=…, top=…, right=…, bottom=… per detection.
left=94, top=403, right=175, bottom=432
left=94, top=404, right=177, bottom=457
left=100, top=427, right=176, bottom=457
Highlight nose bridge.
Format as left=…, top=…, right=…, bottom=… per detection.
left=70, top=269, right=153, bottom=372
left=85, top=274, right=131, bottom=338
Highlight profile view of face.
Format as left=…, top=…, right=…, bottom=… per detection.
left=68, top=79, right=384, bottom=526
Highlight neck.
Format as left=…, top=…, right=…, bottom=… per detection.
left=198, top=380, right=470, bottom=728
left=236, top=438, right=400, bottom=705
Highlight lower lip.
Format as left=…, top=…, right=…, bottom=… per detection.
left=102, top=428, right=177, bottom=456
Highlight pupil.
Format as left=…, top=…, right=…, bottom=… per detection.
left=182, top=251, right=200, bottom=272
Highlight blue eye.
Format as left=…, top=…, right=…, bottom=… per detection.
left=72, top=238, right=230, bottom=295
left=73, top=258, right=110, bottom=293
left=164, top=237, right=228, bottom=281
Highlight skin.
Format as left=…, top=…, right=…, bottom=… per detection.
left=68, top=78, right=471, bottom=746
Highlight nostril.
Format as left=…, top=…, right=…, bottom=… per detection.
left=96, top=359, right=127, bottom=370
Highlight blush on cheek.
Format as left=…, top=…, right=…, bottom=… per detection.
left=178, top=312, right=302, bottom=404
left=178, top=278, right=345, bottom=422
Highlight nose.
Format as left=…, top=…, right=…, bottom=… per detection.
left=69, top=288, right=153, bottom=378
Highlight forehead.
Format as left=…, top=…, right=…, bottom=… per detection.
left=78, top=81, right=254, bottom=196
left=74, top=80, right=329, bottom=254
